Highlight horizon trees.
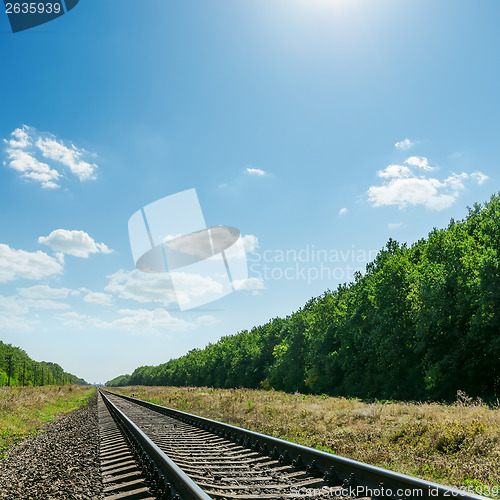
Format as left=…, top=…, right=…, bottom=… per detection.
left=107, top=193, right=500, bottom=402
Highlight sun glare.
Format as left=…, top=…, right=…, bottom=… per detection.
left=301, top=0, right=357, bottom=10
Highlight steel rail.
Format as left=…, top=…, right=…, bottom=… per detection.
left=99, top=389, right=211, bottom=500
left=101, top=388, right=489, bottom=500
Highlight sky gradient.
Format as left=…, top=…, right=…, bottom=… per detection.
left=0, top=0, right=498, bottom=383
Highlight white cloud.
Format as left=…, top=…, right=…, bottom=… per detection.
left=388, top=222, right=405, bottom=230
left=443, top=171, right=488, bottom=191
left=170, top=271, right=225, bottom=308
left=245, top=167, right=266, bottom=176
left=54, top=252, right=65, bottom=264
left=0, top=293, right=69, bottom=322
left=17, top=285, right=72, bottom=299
left=106, top=268, right=227, bottom=310
left=0, top=244, right=63, bottom=283
left=83, top=291, right=113, bottom=306
left=377, top=164, right=412, bottom=179
left=55, top=311, right=90, bottom=330
left=36, top=137, right=96, bottom=181
left=368, top=177, right=456, bottom=211
left=196, top=315, right=219, bottom=326
left=38, top=229, right=113, bottom=258
left=0, top=314, right=36, bottom=333
left=444, top=172, right=469, bottom=192
left=8, top=126, right=30, bottom=149
left=96, top=308, right=193, bottom=333
left=232, top=277, right=265, bottom=291
left=338, top=207, right=348, bottom=216
left=395, top=139, right=414, bottom=150
left=22, top=299, right=70, bottom=310
left=55, top=307, right=209, bottom=334
left=2, top=125, right=98, bottom=188
left=105, top=269, right=178, bottom=306
left=4, top=145, right=60, bottom=189
left=57, top=311, right=88, bottom=321
left=96, top=242, right=112, bottom=254
left=242, top=234, right=259, bottom=253
left=368, top=154, right=488, bottom=211
left=0, top=294, right=29, bottom=315
left=404, top=156, right=433, bottom=171
left=0, top=283, right=67, bottom=324
left=219, top=166, right=271, bottom=192
left=471, top=171, right=488, bottom=185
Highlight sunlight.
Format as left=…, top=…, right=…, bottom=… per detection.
left=298, top=0, right=358, bottom=12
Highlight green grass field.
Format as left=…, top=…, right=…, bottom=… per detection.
left=0, top=385, right=95, bottom=457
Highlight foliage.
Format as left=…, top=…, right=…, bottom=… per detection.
left=0, top=340, right=87, bottom=387
left=108, top=193, right=500, bottom=401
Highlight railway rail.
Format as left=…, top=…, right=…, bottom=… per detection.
left=98, top=388, right=487, bottom=500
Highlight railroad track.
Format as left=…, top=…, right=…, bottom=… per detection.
left=98, top=392, right=156, bottom=499
left=98, top=388, right=487, bottom=500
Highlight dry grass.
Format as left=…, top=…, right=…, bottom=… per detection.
left=111, top=386, right=500, bottom=497
left=0, top=385, right=95, bottom=456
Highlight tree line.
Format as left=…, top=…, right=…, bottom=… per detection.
left=107, top=193, right=500, bottom=401
left=0, top=340, right=87, bottom=386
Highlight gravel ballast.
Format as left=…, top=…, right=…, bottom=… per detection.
left=0, top=391, right=103, bottom=499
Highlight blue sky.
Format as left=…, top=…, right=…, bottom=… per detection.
left=0, top=0, right=498, bottom=383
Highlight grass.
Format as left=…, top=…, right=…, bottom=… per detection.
left=110, top=386, right=500, bottom=498
left=0, top=385, right=95, bottom=457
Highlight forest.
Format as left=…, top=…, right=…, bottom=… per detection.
left=107, top=193, right=500, bottom=401
left=0, top=340, right=87, bottom=386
